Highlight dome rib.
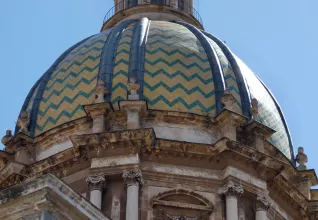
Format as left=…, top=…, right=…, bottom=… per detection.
left=175, top=21, right=226, bottom=114
left=98, top=20, right=136, bottom=101
left=15, top=79, right=42, bottom=134
left=16, top=36, right=92, bottom=136
left=129, top=18, right=151, bottom=98
left=202, top=31, right=252, bottom=118
left=257, top=77, right=295, bottom=163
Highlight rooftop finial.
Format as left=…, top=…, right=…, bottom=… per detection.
left=17, top=111, right=30, bottom=135
left=94, top=79, right=108, bottom=104
left=295, top=146, right=308, bottom=171
left=251, top=98, right=259, bottom=120
left=1, top=130, right=13, bottom=145
left=128, top=75, right=140, bottom=100
left=221, top=89, right=235, bottom=111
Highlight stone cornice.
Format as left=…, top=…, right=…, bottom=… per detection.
left=142, top=138, right=288, bottom=181
left=83, top=102, right=113, bottom=117
left=0, top=162, right=25, bottom=189
left=269, top=174, right=309, bottom=212
left=71, top=128, right=155, bottom=156
left=243, top=120, right=276, bottom=139
left=215, top=109, right=246, bottom=127
left=0, top=174, right=110, bottom=220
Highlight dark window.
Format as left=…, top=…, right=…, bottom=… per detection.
left=178, top=0, right=184, bottom=10
left=151, top=0, right=165, bottom=4
left=128, top=0, right=138, bottom=7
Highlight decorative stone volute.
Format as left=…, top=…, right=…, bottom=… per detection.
left=94, top=79, right=108, bottom=104
left=219, top=180, right=244, bottom=198
left=17, top=111, right=30, bottom=135
left=128, top=75, right=140, bottom=100
left=86, top=175, right=107, bottom=192
left=255, top=193, right=271, bottom=211
left=221, top=89, right=235, bottom=111
left=122, top=169, right=143, bottom=187
left=1, top=130, right=13, bottom=145
left=251, top=98, right=259, bottom=120
left=296, top=147, right=308, bottom=171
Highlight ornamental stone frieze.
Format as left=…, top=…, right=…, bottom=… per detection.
left=86, top=175, right=107, bottom=192
left=219, top=180, right=244, bottom=198
left=122, top=169, right=143, bottom=187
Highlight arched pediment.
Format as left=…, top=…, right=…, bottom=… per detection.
left=151, top=189, right=214, bottom=220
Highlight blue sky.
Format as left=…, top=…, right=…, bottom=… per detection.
left=0, top=0, right=317, bottom=170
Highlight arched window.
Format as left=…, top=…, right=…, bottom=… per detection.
left=151, top=189, right=214, bottom=220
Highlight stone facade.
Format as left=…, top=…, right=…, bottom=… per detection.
left=0, top=1, right=317, bottom=220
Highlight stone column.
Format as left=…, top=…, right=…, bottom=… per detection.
left=255, top=194, right=270, bottom=220
left=122, top=170, right=143, bottom=220
left=86, top=175, right=106, bottom=210
left=220, top=181, right=244, bottom=220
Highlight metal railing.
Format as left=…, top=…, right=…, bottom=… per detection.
left=103, top=0, right=203, bottom=26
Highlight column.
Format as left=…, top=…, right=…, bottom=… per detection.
left=86, top=175, right=106, bottom=210
left=122, top=170, right=143, bottom=220
left=220, top=181, right=244, bottom=220
left=255, top=193, right=270, bottom=220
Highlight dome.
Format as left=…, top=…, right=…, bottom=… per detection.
left=16, top=19, right=293, bottom=159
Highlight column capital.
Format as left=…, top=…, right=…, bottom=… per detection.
left=219, top=180, right=244, bottom=198
left=86, top=175, right=106, bottom=192
left=255, top=193, right=271, bottom=212
left=122, top=169, right=143, bottom=187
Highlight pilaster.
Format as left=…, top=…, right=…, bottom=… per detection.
left=84, top=103, right=113, bottom=133
left=216, top=110, right=245, bottom=141
left=219, top=181, right=244, bottom=220
left=86, top=175, right=107, bottom=210
left=243, top=120, right=275, bottom=153
left=119, top=101, right=147, bottom=129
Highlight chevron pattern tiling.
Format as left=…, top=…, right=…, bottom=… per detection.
left=144, top=21, right=216, bottom=116
left=35, top=30, right=111, bottom=135
left=111, top=23, right=136, bottom=110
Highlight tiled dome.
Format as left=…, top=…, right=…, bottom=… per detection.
left=17, top=19, right=293, bottom=159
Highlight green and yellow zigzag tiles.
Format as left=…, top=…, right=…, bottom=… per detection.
left=35, top=30, right=111, bottom=135
left=111, top=23, right=136, bottom=110
left=144, top=21, right=216, bottom=116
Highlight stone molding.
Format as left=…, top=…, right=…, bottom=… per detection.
left=255, top=193, right=271, bottom=212
left=219, top=180, right=244, bottom=198
left=86, top=175, right=106, bottom=192
left=122, top=169, right=143, bottom=187
left=0, top=174, right=110, bottom=220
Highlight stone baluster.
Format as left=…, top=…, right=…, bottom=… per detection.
left=255, top=193, right=271, bottom=220
left=86, top=175, right=106, bottom=210
left=122, top=169, right=143, bottom=220
left=219, top=181, right=244, bottom=220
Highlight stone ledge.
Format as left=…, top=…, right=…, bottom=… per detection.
left=0, top=174, right=110, bottom=220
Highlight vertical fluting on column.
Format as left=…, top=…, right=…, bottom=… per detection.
left=86, top=175, right=107, bottom=210
left=255, top=193, right=271, bottom=220
left=122, top=170, right=143, bottom=220
left=219, top=181, right=244, bottom=220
